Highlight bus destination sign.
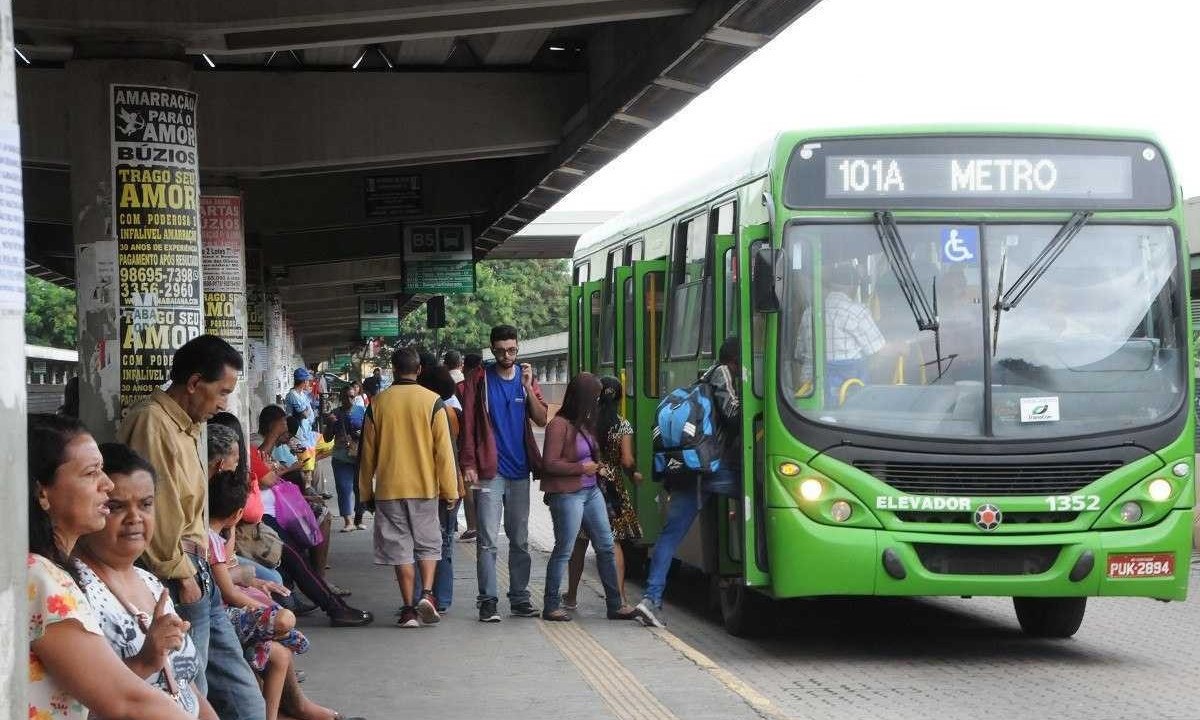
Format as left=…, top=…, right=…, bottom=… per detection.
left=784, top=136, right=1173, bottom=210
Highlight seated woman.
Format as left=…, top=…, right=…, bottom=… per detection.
left=74, top=443, right=218, bottom=720
left=26, top=415, right=194, bottom=720
left=252, top=404, right=372, bottom=627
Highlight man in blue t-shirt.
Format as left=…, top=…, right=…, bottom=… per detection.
left=460, top=324, right=548, bottom=622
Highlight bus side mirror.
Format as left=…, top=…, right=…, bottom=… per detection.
left=752, top=245, right=782, bottom=313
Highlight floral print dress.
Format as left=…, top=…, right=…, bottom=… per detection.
left=27, top=553, right=104, bottom=720
left=600, top=417, right=643, bottom=541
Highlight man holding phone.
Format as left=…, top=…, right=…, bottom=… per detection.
left=460, top=324, right=549, bottom=622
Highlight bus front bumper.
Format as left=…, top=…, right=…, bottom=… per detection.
left=764, top=507, right=1192, bottom=601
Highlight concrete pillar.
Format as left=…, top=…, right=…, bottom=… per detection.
left=201, top=191, right=249, bottom=430
left=267, top=292, right=284, bottom=403
left=0, top=0, right=29, bottom=711
left=246, top=247, right=269, bottom=422
left=70, top=50, right=199, bottom=441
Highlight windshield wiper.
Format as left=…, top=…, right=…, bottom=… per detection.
left=996, top=211, right=1092, bottom=312
left=990, top=249, right=1008, bottom=357
left=873, top=211, right=938, bottom=332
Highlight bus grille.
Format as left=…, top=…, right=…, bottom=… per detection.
left=894, top=511, right=1079, bottom=525
left=913, top=544, right=1061, bottom=575
left=855, top=461, right=1123, bottom=496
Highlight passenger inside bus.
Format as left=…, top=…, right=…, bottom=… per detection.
left=793, top=263, right=886, bottom=404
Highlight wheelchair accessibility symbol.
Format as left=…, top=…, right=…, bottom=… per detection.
left=941, top=226, right=979, bottom=264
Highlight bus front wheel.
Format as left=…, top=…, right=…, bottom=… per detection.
left=1012, top=597, right=1087, bottom=638
left=719, top=580, right=773, bottom=637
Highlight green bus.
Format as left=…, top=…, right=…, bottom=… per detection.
left=568, top=127, right=1194, bottom=637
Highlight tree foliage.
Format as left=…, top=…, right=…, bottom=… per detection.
left=25, top=275, right=77, bottom=348
left=398, top=259, right=570, bottom=354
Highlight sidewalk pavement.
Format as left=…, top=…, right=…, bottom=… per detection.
left=291, top=482, right=769, bottom=720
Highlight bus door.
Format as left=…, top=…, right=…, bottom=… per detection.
left=710, top=231, right=741, bottom=576
left=568, top=284, right=582, bottom=376
left=632, top=258, right=667, bottom=543
left=580, top=279, right=604, bottom=374
left=597, top=268, right=627, bottom=382
left=741, top=222, right=772, bottom=589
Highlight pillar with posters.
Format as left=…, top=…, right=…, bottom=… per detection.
left=112, top=83, right=203, bottom=418
left=246, top=248, right=269, bottom=419
left=267, top=292, right=284, bottom=403
left=201, top=193, right=248, bottom=428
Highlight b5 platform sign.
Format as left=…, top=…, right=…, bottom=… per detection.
left=111, top=84, right=203, bottom=412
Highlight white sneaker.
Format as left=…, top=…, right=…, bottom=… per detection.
left=417, top=593, right=441, bottom=625
left=632, top=599, right=664, bottom=628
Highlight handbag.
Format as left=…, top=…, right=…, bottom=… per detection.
left=235, top=521, right=283, bottom=569
left=273, top=479, right=326, bottom=549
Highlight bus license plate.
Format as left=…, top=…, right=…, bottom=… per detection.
left=1106, top=553, right=1175, bottom=578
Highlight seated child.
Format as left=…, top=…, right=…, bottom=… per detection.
left=209, top=470, right=311, bottom=720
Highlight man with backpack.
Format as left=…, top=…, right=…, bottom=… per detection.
left=634, top=336, right=742, bottom=628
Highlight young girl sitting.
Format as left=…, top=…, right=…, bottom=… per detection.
left=208, top=470, right=311, bottom=720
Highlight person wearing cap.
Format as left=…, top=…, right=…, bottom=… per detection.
left=286, top=368, right=316, bottom=423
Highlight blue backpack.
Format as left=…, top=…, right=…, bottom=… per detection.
left=652, top=378, right=721, bottom=479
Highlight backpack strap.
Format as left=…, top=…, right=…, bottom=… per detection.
left=431, top=397, right=446, bottom=427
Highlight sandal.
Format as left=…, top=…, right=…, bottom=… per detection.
left=541, top=608, right=572, bottom=622
left=457, top=529, right=477, bottom=542
left=607, top=605, right=638, bottom=620
left=561, top=594, right=578, bottom=611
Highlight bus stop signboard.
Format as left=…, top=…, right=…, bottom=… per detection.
left=403, top=224, right=476, bottom=294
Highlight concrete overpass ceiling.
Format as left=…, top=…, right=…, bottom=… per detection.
left=15, top=0, right=822, bottom=355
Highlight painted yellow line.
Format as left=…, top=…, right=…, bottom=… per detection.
left=541, top=620, right=679, bottom=720
left=479, top=540, right=793, bottom=720
left=649, top=628, right=793, bottom=720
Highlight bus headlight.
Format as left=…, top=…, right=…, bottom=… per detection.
left=1148, top=478, right=1173, bottom=502
left=778, top=462, right=801, bottom=477
left=1119, top=501, right=1143, bottom=523
left=799, top=478, right=823, bottom=502
left=830, top=500, right=853, bottom=522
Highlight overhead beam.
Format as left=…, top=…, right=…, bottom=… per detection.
left=276, top=256, right=404, bottom=291
left=18, top=69, right=582, bottom=176
left=220, top=1, right=697, bottom=53
left=279, top=279, right=405, bottom=305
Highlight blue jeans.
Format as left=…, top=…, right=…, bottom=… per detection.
left=475, top=475, right=532, bottom=606
left=410, top=501, right=457, bottom=609
left=172, top=555, right=266, bottom=720
left=331, top=458, right=358, bottom=518
left=239, top=555, right=284, bottom=585
left=644, top=464, right=740, bottom=608
left=543, top=485, right=622, bottom=614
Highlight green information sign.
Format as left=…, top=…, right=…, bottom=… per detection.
left=359, top=297, right=399, bottom=339
left=329, top=353, right=353, bottom=371
left=404, top=260, right=476, bottom=294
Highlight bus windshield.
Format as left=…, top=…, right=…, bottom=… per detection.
left=780, top=222, right=1184, bottom=440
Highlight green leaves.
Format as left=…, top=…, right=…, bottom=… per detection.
left=398, top=259, right=569, bottom=351
left=25, top=275, right=77, bottom=348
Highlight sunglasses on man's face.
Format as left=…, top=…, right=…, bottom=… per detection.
left=492, top=347, right=518, bottom=357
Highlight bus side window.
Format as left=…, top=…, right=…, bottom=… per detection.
left=590, top=289, right=602, bottom=370
left=644, top=270, right=665, bottom=397
left=573, top=261, right=590, bottom=284
left=724, top=247, right=739, bottom=342
left=625, top=239, right=644, bottom=264
left=667, top=215, right=709, bottom=359
left=749, top=239, right=769, bottom=398
left=598, top=280, right=617, bottom=366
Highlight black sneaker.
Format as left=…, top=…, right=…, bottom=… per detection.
left=510, top=601, right=540, bottom=618
left=478, top=599, right=501, bottom=623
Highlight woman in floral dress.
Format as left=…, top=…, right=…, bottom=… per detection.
left=563, top=375, right=644, bottom=609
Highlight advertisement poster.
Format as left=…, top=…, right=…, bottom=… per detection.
left=201, top=195, right=246, bottom=365
left=112, top=84, right=202, bottom=412
left=246, top=248, right=266, bottom=341
left=0, top=124, right=24, bottom=316
left=402, top=223, right=476, bottom=294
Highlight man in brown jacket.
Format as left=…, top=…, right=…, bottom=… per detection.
left=460, top=324, right=548, bottom=622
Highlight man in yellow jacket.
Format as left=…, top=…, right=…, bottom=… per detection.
left=358, top=347, right=459, bottom=628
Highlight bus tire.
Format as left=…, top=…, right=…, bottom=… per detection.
left=1012, top=597, right=1087, bottom=638
left=719, top=580, right=773, bottom=637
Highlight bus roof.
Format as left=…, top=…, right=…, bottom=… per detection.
left=572, top=124, right=1167, bottom=261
